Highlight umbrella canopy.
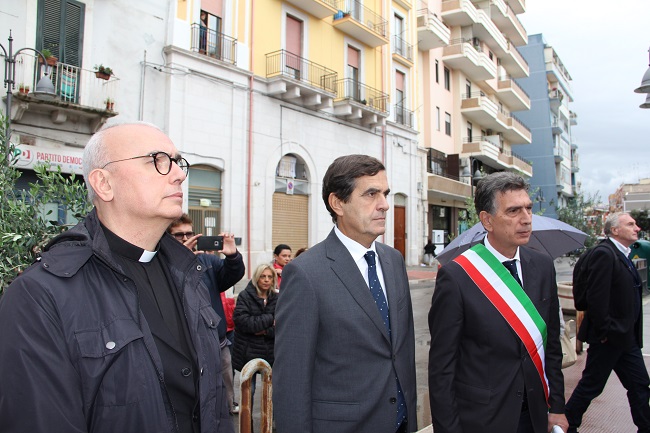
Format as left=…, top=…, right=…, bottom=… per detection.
left=436, top=214, right=588, bottom=265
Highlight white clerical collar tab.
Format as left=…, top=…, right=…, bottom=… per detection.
left=139, top=250, right=156, bottom=263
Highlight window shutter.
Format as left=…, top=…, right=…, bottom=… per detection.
left=39, top=0, right=84, bottom=66
left=63, top=1, right=84, bottom=66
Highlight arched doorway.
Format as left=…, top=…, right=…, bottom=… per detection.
left=394, top=193, right=407, bottom=258
left=272, top=154, right=309, bottom=253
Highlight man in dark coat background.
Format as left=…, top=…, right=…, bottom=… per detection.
left=565, top=212, right=650, bottom=433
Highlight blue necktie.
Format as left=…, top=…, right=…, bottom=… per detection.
left=502, top=260, right=522, bottom=287
left=364, top=251, right=407, bottom=428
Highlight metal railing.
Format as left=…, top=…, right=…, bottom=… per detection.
left=190, top=23, right=237, bottom=65
left=394, top=104, right=414, bottom=127
left=334, top=78, right=389, bottom=112
left=333, top=0, right=387, bottom=37
left=8, top=52, right=119, bottom=110
left=266, top=50, right=337, bottom=93
left=427, top=148, right=459, bottom=180
left=392, top=35, right=413, bottom=61
left=498, top=74, right=530, bottom=99
left=509, top=113, right=531, bottom=135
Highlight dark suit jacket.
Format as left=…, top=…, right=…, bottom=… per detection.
left=428, top=246, right=564, bottom=433
left=273, top=229, right=417, bottom=433
left=577, top=238, right=643, bottom=349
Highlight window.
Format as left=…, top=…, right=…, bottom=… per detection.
left=467, top=121, right=473, bottom=142
left=285, top=15, right=303, bottom=77
left=347, top=46, right=361, bottom=101
left=436, top=107, right=440, bottom=131
left=435, top=60, right=439, bottom=83
left=38, top=0, right=85, bottom=66
left=444, top=67, right=450, bottom=91
left=445, top=112, right=451, bottom=136
left=465, top=79, right=471, bottom=98
left=188, top=165, right=223, bottom=235
left=394, top=14, right=405, bottom=57
left=200, top=10, right=223, bottom=58
left=395, top=70, right=406, bottom=125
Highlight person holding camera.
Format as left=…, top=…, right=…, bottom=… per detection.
left=168, top=214, right=245, bottom=415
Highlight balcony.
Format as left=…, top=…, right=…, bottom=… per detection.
left=505, top=115, right=531, bottom=144
left=393, top=104, right=414, bottom=128
left=461, top=92, right=508, bottom=132
left=442, top=39, right=497, bottom=81
left=266, top=50, right=337, bottom=109
left=6, top=54, right=119, bottom=133
left=496, top=76, right=530, bottom=111
left=551, top=118, right=563, bottom=135
left=489, top=0, right=527, bottom=46
left=441, top=0, right=478, bottom=26
left=553, top=145, right=565, bottom=163
left=392, top=35, right=414, bottom=66
left=283, top=0, right=337, bottom=19
left=190, top=23, right=237, bottom=65
left=501, top=39, right=529, bottom=78
left=332, top=2, right=388, bottom=47
left=474, top=8, right=509, bottom=55
left=570, top=110, right=578, bottom=125
left=549, top=88, right=563, bottom=112
left=509, top=0, right=526, bottom=14
left=416, top=8, right=450, bottom=50
left=500, top=148, right=533, bottom=176
left=332, top=78, right=389, bottom=127
left=461, top=137, right=531, bottom=176
left=427, top=170, right=472, bottom=201
left=545, top=51, right=574, bottom=100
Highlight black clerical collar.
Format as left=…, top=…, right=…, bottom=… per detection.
left=101, top=223, right=158, bottom=263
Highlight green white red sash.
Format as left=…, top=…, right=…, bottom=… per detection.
left=454, top=244, right=549, bottom=403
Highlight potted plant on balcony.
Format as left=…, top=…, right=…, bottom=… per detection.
left=95, top=65, right=113, bottom=80
left=104, top=97, right=114, bottom=111
left=38, top=49, right=59, bottom=66
left=18, top=83, right=30, bottom=94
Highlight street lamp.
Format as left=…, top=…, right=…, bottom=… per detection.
left=634, top=46, right=650, bottom=109
left=460, top=158, right=484, bottom=197
left=1, top=30, right=57, bottom=147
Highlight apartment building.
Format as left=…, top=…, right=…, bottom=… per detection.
left=417, top=0, right=532, bottom=248
left=1, top=0, right=425, bottom=267
left=513, top=34, right=579, bottom=218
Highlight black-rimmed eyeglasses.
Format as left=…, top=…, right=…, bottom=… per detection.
left=101, top=152, right=190, bottom=175
left=171, top=231, right=195, bottom=240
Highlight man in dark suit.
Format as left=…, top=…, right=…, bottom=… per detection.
left=274, top=154, right=417, bottom=433
left=565, top=212, right=650, bottom=433
left=428, top=172, right=568, bottom=433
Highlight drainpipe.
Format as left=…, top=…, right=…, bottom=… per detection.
left=246, top=0, right=255, bottom=278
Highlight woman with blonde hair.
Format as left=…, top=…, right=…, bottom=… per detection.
left=232, top=264, right=278, bottom=403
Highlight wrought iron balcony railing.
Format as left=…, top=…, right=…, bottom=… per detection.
left=190, top=23, right=237, bottom=65
left=394, top=104, right=414, bottom=127
left=334, top=78, right=389, bottom=112
left=266, top=50, right=337, bottom=93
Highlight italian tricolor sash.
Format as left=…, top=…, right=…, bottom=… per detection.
left=453, top=244, right=549, bottom=403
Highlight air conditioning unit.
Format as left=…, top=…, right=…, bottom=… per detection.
left=460, top=157, right=470, bottom=168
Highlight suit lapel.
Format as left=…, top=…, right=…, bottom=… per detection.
left=325, top=231, right=391, bottom=344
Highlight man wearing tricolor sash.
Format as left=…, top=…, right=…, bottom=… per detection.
left=428, top=172, right=568, bottom=433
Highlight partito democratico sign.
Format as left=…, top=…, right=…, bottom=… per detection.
left=12, top=144, right=84, bottom=175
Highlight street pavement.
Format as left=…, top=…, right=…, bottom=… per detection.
left=231, top=258, right=650, bottom=433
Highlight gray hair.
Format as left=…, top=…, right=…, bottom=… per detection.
left=604, top=212, right=626, bottom=236
left=83, top=120, right=164, bottom=203
left=474, top=171, right=529, bottom=214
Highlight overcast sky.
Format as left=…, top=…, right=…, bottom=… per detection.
left=519, top=0, right=650, bottom=204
